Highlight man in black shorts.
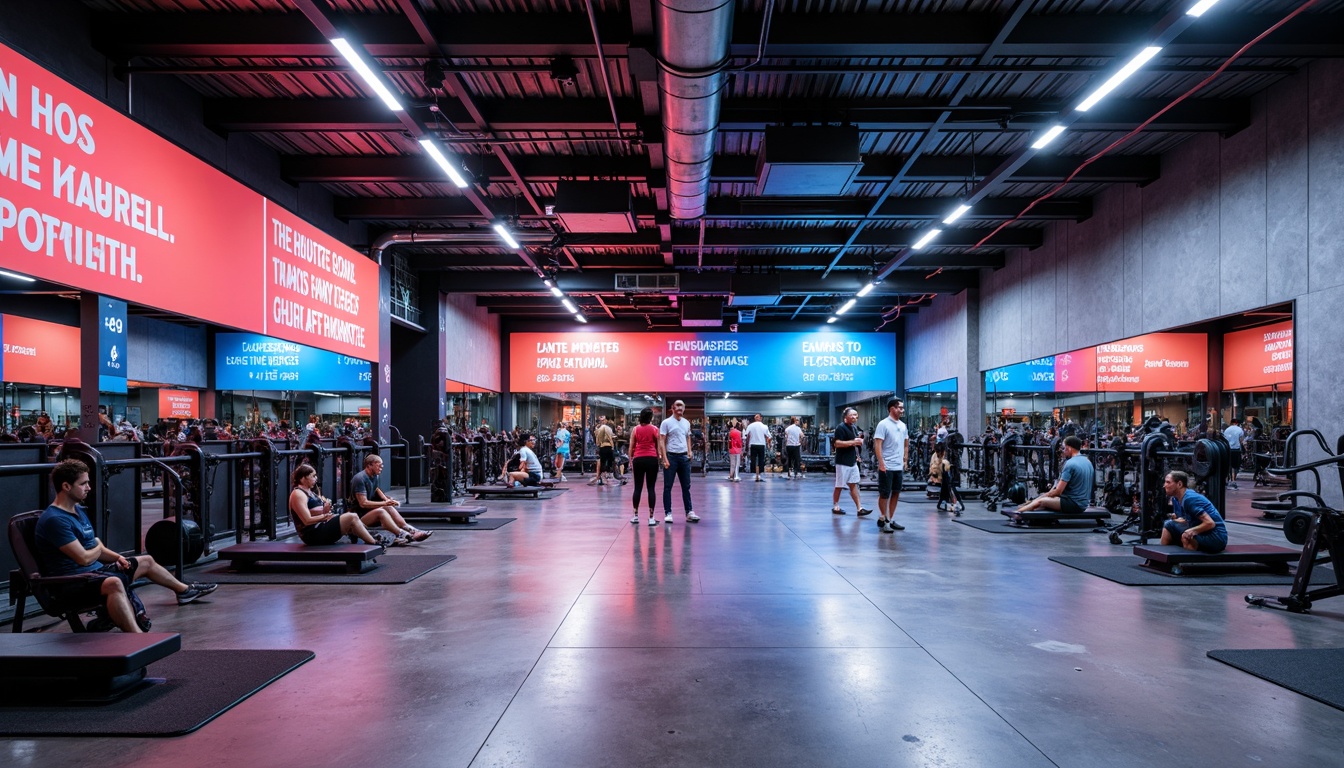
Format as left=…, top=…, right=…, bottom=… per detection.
left=34, top=459, right=217, bottom=633
left=1016, top=435, right=1093, bottom=514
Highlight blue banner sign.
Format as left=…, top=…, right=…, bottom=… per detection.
left=216, top=333, right=371, bottom=391
left=98, top=296, right=128, bottom=393
left=984, top=357, right=1056, bottom=393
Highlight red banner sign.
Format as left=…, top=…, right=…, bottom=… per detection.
left=158, top=389, right=198, bottom=419
left=1223, top=320, right=1293, bottom=391
left=1053, top=333, right=1206, bottom=393
left=1, top=314, right=79, bottom=387
left=0, top=42, right=378, bottom=360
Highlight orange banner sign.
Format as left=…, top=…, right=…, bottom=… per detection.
left=158, top=389, right=198, bottom=419
left=1, top=314, right=79, bottom=388
left=1223, top=320, right=1293, bottom=391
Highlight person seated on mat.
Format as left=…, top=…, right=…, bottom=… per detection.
left=350, top=454, right=431, bottom=543
left=34, top=459, right=217, bottom=633
left=1160, top=470, right=1228, bottom=553
left=1015, top=435, right=1092, bottom=515
left=290, top=464, right=393, bottom=548
left=503, top=433, right=545, bottom=487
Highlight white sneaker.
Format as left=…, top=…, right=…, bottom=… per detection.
left=687, top=512, right=700, bottom=523
left=648, top=517, right=659, bottom=526
left=560, top=475, right=568, bottom=482
left=631, top=515, right=639, bottom=524
left=664, top=513, right=674, bottom=524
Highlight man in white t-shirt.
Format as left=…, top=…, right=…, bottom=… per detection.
left=872, top=398, right=909, bottom=534
left=936, top=420, right=949, bottom=444
left=743, top=413, right=772, bottom=483
left=658, top=400, right=700, bottom=523
left=1222, top=419, right=1245, bottom=490
left=783, top=417, right=804, bottom=479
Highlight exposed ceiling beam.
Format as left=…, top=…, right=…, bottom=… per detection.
left=288, top=153, right=1160, bottom=185
left=434, top=271, right=971, bottom=295
left=406, top=251, right=1002, bottom=270
left=93, top=13, right=1342, bottom=60
left=204, top=97, right=1246, bottom=134
left=334, top=196, right=1089, bottom=222
left=389, top=225, right=1040, bottom=250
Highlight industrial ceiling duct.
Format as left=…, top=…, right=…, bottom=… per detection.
left=656, top=0, right=734, bottom=221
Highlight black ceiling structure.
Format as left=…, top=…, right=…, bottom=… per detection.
left=82, top=0, right=1344, bottom=326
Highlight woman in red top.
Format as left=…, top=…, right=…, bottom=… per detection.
left=628, top=407, right=661, bottom=525
left=728, top=420, right=744, bottom=482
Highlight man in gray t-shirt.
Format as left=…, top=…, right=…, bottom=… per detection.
left=1016, top=436, right=1093, bottom=514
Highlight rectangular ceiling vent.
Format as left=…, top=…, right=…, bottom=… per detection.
left=553, top=180, right=637, bottom=233
left=737, top=309, right=757, bottom=324
left=681, top=299, right=724, bottom=328
left=615, top=273, right=679, bottom=293
left=756, top=126, right=863, bottom=196
left=727, top=274, right=781, bottom=305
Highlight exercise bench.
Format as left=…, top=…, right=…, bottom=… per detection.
left=396, top=504, right=488, bottom=525
left=1134, top=544, right=1300, bottom=576
left=468, top=485, right=545, bottom=499
left=217, top=542, right=383, bottom=574
left=1001, top=506, right=1112, bottom=527
left=0, top=632, right=181, bottom=704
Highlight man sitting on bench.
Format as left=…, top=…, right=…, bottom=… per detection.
left=350, top=455, right=431, bottom=544
left=1160, top=470, right=1228, bottom=553
left=35, top=459, right=217, bottom=633
left=1015, top=436, right=1093, bottom=515
left=502, top=433, right=545, bottom=487
left=290, top=464, right=393, bottom=547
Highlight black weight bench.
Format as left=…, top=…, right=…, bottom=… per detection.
left=217, top=543, right=383, bottom=574
left=1001, top=506, right=1112, bottom=527
left=1134, top=544, right=1300, bottom=576
left=469, top=485, right=545, bottom=499
left=0, top=632, right=181, bottom=704
left=396, top=504, right=487, bottom=525
left=1252, top=498, right=1293, bottom=521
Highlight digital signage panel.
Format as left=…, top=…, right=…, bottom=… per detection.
left=984, top=333, right=1207, bottom=395
left=509, top=332, right=896, bottom=393
left=215, top=333, right=371, bottom=391
left=1, top=313, right=79, bottom=388
left=1223, top=320, right=1293, bottom=391
left=159, top=389, right=198, bottom=419
left=984, top=357, right=1056, bottom=393
left=0, top=41, right=379, bottom=360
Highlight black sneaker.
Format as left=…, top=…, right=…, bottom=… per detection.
left=189, top=582, right=219, bottom=596
left=888, top=520, right=906, bottom=531
left=177, top=586, right=207, bottom=605
left=373, top=532, right=394, bottom=548
left=857, top=508, right=872, bottom=516
left=136, top=612, right=153, bottom=632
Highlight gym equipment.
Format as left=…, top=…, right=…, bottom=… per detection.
left=1247, top=435, right=1344, bottom=614
left=468, top=484, right=546, bottom=499
left=1134, top=544, right=1298, bottom=576
left=217, top=542, right=383, bottom=574
left=0, top=632, right=181, bottom=704
left=1002, top=505, right=1111, bottom=528
left=144, top=516, right=205, bottom=567
left=396, top=504, right=487, bottom=525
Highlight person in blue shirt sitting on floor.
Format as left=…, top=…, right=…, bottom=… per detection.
left=1160, top=470, right=1228, bottom=553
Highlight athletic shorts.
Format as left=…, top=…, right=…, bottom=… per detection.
left=522, top=472, right=542, bottom=487
left=1163, top=520, right=1228, bottom=553
left=877, top=470, right=904, bottom=499
left=1060, top=497, right=1085, bottom=515
left=834, top=464, right=860, bottom=487
left=300, top=516, right=345, bottom=546
left=54, top=557, right=140, bottom=606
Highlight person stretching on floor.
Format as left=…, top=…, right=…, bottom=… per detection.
left=1160, top=470, right=1228, bottom=553
left=34, top=459, right=217, bottom=633
left=350, top=454, right=431, bottom=544
left=290, top=464, right=392, bottom=547
left=1015, top=436, right=1093, bottom=516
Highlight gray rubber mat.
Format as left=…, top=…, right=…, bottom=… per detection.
left=1050, top=555, right=1334, bottom=586
left=1208, top=648, right=1344, bottom=712
left=198, top=554, right=456, bottom=584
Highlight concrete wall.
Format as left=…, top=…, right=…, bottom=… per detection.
left=127, top=316, right=207, bottom=389
left=969, top=57, right=1344, bottom=486
left=444, top=293, right=502, bottom=392
left=903, top=289, right=980, bottom=433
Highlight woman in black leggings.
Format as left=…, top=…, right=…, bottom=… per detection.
left=628, top=408, right=661, bottom=526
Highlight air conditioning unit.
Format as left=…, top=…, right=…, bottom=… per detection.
left=553, top=181, right=637, bottom=233
left=680, top=299, right=723, bottom=327
left=756, top=126, right=863, bottom=196
left=727, top=274, right=781, bottom=305
left=615, top=273, right=679, bottom=293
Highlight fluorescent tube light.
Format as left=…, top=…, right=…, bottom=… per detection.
left=561, top=299, right=577, bottom=313
left=330, top=38, right=403, bottom=112
left=1031, top=126, right=1067, bottom=150
left=827, top=316, right=838, bottom=324
left=493, top=224, right=521, bottom=250
left=574, top=313, right=588, bottom=323
left=0, top=269, right=35, bottom=282
left=1075, top=46, right=1162, bottom=113
left=835, top=298, right=858, bottom=316
left=1186, top=0, right=1221, bottom=16
left=942, top=204, right=972, bottom=225
left=542, top=279, right=553, bottom=287
left=417, top=139, right=469, bottom=188
left=911, top=229, right=942, bottom=251
left=549, top=285, right=564, bottom=297
left=857, top=282, right=876, bottom=298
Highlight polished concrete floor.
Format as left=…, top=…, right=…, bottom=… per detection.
left=7, top=474, right=1344, bottom=767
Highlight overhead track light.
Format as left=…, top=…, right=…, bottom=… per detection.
left=857, top=282, right=876, bottom=298
left=561, top=298, right=578, bottom=313
left=550, top=285, right=564, bottom=297
left=0, top=269, right=35, bottom=282
left=1075, top=46, right=1163, bottom=113
left=835, top=298, right=858, bottom=316
left=574, top=313, right=588, bottom=324
left=911, top=229, right=942, bottom=251
left=1186, top=0, right=1222, bottom=17
left=417, top=138, right=469, bottom=188
left=330, top=38, right=404, bottom=112
left=942, top=204, right=972, bottom=225
left=1030, top=125, right=1067, bottom=150
left=826, top=316, right=838, bottom=324
left=493, top=223, right=521, bottom=250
